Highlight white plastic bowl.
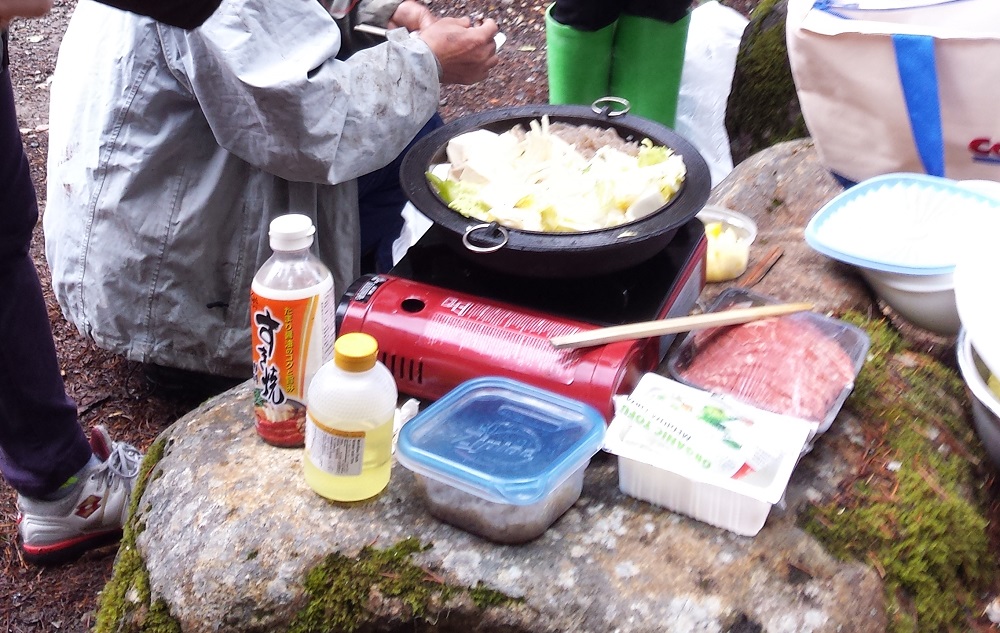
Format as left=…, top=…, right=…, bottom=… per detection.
left=857, top=268, right=959, bottom=337
left=805, top=173, right=1000, bottom=337
left=956, top=329, right=1000, bottom=469
left=952, top=195, right=1000, bottom=378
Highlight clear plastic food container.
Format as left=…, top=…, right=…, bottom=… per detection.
left=667, top=288, right=870, bottom=436
left=696, top=205, right=758, bottom=283
left=395, top=377, right=606, bottom=544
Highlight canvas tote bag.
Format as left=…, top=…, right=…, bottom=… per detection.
left=786, top=0, right=1000, bottom=184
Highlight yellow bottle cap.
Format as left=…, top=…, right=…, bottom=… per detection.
left=334, top=332, right=379, bottom=372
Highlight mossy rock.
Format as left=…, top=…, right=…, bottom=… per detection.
left=804, top=314, right=996, bottom=633
left=290, top=538, right=518, bottom=633
left=725, top=0, right=808, bottom=164
left=93, top=437, right=181, bottom=633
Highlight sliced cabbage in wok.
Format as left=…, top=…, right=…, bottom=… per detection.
left=425, top=116, right=687, bottom=233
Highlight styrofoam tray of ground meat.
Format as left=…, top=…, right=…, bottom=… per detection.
left=666, top=288, right=869, bottom=437
left=395, top=376, right=606, bottom=544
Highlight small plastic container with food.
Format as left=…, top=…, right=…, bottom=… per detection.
left=667, top=287, right=869, bottom=438
left=696, top=205, right=758, bottom=283
left=395, top=377, right=606, bottom=544
left=604, top=373, right=811, bottom=536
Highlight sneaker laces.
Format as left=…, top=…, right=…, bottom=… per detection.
left=104, top=441, right=143, bottom=482
left=89, top=425, right=143, bottom=487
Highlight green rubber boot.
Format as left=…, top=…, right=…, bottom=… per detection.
left=544, top=4, right=616, bottom=106
left=609, top=12, right=691, bottom=128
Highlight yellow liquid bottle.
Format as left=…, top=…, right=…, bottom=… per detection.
left=304, top=333, right=397, bottom=502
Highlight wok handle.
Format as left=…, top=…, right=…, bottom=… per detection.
left=549, top=302, right=815, bottom=350
left=463, top=222, right=509, bottom=253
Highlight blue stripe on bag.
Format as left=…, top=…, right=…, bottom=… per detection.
left=892, top=33, right=944, bottom=177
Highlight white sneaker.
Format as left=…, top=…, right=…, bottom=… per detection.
left=17, top=425, right=144, bottom=564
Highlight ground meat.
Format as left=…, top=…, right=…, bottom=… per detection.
left=549, top=122, right=642, bottom=158
left=674, top=315, right=857, bottom=423
left=507, top=121, right=642, bottom=159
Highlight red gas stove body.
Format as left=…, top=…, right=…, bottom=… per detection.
left=336, top=219, right=707, bottom=421
left=337, top=275, right=655, bottom=421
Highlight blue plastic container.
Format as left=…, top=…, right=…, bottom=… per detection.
left=396, top=376, right=606, bottom=543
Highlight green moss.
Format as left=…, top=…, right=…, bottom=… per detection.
left=469, top=581, right=514, bottom=610
left=803, top=314, right=994, bottom=633
left=94, top=436, right=182, bottom=633
left=290, top=537, right=518, bottom=633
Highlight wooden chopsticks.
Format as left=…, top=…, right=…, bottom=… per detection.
left=549, top=302, right=814, bottom=350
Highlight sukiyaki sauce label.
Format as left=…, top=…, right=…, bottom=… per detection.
left=251, top=279, right=336, bottom=447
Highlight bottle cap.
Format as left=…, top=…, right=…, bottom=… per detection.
left=269, top=214, right=316, bottom=251
left=334, top=332, right=379, bottom=372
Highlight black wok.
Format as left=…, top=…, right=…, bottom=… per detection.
left=399, top=103, right=712, bottom=278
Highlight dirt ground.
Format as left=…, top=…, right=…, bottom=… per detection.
left=0, top=1, right=778, bottom=631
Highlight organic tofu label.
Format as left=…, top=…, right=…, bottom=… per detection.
left=615, top=378, right=778, bottom=479
left=605, top=373, right=812, bottom=504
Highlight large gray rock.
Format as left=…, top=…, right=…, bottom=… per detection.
left=129, top=380, right=884, bottom=633
left=103, top=140, right=889, bottom=632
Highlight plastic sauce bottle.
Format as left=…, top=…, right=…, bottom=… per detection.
left=250, top=214, right=336, bottom=448
left=304, top=333, right=397, bottom=501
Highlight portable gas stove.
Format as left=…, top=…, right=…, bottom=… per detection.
left=337, top=218, right=706, bottom=420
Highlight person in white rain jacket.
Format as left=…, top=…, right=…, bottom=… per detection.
left=44, top=0, right=498, bottom=379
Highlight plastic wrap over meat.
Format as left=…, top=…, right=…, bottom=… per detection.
left=668, top=288, right=870, bottom=433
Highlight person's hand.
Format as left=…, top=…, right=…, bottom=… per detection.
left=418, top=17, right=500, bottom=86
left=388, top=0, right=436, bottom=32
left=0, top=0, right=52, bottom=27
